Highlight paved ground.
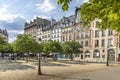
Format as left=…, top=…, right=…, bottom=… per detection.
left=0, top=57, right=120, bottom=80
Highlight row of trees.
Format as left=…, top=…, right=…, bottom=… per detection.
left=11, top=34, right=83, bottom=61
left=0, top=34, right=83, bottom=75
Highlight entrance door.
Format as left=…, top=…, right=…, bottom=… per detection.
left=81, top=55, right=83, bottom=59
left=118, top=54, right=120, bottom=61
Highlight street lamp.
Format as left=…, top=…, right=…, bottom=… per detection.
left=38, top=37, right=42, bottom=75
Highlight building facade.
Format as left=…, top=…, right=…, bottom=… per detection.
left=0, top=29, right=8, bottom=42
left=24, top=8, right=120, bottom=62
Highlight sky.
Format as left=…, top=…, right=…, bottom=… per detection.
left=0, top=0, right=88, bottom=43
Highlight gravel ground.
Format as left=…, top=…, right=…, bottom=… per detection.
left=0, top=58, right=118, bottom=80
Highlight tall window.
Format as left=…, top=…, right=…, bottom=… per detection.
left=95, top=30, right=99, bottom=37
left=69, top=35, right=71, bottom=40
left=95, top=40, right=99, bottom=47
left=85, top=32, right=89, bottom=38
left=108, top=38, right=113, bottom=47
left=76, top=34, right=79, bottom=39
left=108, top=29, right=113, bottom=36
left=57, top=34, right=59, bottom=38
left=102, top=39, right=105, bottom=47
left=85, top=41, right=89, bottom=47
left=81, top=41, right=83, bottom=47
left=81, top=33, right=84, bottom=38
left=63, top=36, right=65, bottom=41
left=102, top=30, right=105, bottom=36
left=96, top=21, right=99, bottom=28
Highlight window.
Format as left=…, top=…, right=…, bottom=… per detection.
left=102, top=39, right=105, bottom=47
left=54, top=35, right=56, bottom=38
left=81, top=33, right=84, bottom=38
left=76, top=26, right=80, bottom=30
left=102, top=30, right=105, bottom=36
left=81, top=41, right=84, bottom=47
left=85, top=32, right=89, bottom=38
left=95, top=30, right=99, bottom=37
left=63, top=36, right=65, bottom=41
left=66, top=35, right=68, bottom=41
left=85, top=41, right=89, bottom=47
left=57, top=34, right=59, bottom=38
left=76, top=34, right=79, bottom=39
left=96, top=21, right=99, bottom=28
left=93, top=50, right=100, bottom=58
left=108, top=38, right=113, bottom=47
left=108, top=29, right=113, bottom=36
left=69, top=35, right=71, bottom=40
left=57, top=39, right=59, bottom=42
left=95, top=40, right=99, bottom=47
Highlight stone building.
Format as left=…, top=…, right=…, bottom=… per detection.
left=0, top=29, right=8, bottom=42
left=24, top=17, right=51, bottom=40
left=24, top=7, right=120, bottom=62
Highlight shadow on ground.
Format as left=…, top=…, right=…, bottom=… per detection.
left=40, top=74, right=82, bottom=80
left=0, top=61, right=35, bottom=72
left=32, top=61, right=70, bottom=67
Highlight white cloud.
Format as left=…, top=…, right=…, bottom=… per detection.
left=83, top=0, right=89, bottom=3
left=7, top=30, right=24, bottom=34
left=8, top=30, right=24, bottom=43
left=36, top=0, right=56, bottom=12
left=0, top=4, right=27, bottom=22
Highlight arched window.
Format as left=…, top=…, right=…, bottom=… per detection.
left=93, top=49, right=100, bottom=58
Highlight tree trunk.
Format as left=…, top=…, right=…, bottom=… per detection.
left=70, top=54, right=73, bottom=61
left=53, top=54, right=57, bottom=61
left=38, top=53, right=42, bottom=75
left=26, top=53, right=28, bottom=63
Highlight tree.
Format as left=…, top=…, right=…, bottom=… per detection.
left=43, top=40, right=62, bottom=60
left=49, top=40, right=62, bottom=60
left=13, top=34, right=37, bottom=62
left=33, top=42, right=42, bottom=75
left=0, top=36, right=7, bottom=52
left=58, top=0, right=120, bottom=32
left=62, top=41, right=83, bottom=61
left=0, top=36, right=7, bottom=59
left=2, top=43, right=13, bottom=53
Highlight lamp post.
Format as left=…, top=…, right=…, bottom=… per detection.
left=38, top=38, right=42, bottom=75
left=106, top=49, right=109, bottom=66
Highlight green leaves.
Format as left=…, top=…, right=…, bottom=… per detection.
left=43, top=40, right=62, bottom=54
left=13, top=34, right=39, bottom=53
left=0, top=36, right=7, bottom=52
left=58, top=0, right=120, bottom=32
left=57, top=0, right=72, bottom=11
left=62, top=41, right=82, bottom=54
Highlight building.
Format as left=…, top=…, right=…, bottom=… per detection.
left=24, top=7, right=120, bottom=62
left=24, top=17, right=51, bottom=40
left=0, top=29, right=8, bottom=42
left=86, top=20, right=119, bottom=62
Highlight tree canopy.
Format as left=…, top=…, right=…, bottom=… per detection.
left=13, top=34, right=38, bottom=53
left=57, top=0, right=120, bottom=32
left=0, top=36, right=7, bottom=52
left=62, top=41, right=83, bottom=60
left=43, top=40, right=62, bottom=54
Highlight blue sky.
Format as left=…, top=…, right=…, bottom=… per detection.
left=0, top=0, right=88, bottom=42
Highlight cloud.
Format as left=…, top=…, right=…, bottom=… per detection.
left=36, top=0, right=56, bottom=12
left=83, top=0, right=89, bottom=3
left=0, top=15, right=27, bottom=43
